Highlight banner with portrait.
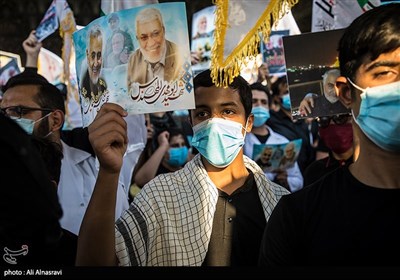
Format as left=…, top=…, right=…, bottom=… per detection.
left=73, top=2, right=194, bottom=127
left=252, top=139, right=302, bottom=172
left=0, top=51, right=22, bottom=95
left=260, top=30, right=289, bottom=77
left=0, top=58, right=20, bottom=95
left=35, top=0, right=59, bottom=42
left=190, top=5, right=216, bottom=76
left=282, top=29, right=350, bottom=120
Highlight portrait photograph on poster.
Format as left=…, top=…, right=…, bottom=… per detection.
left=190, top=5, right=215, bottom=76
left=252, top=139, right=302, bottom=173
left=35, top=0, right=59, bottom=42
left=282, top=29, right=350, bottom=120
left=73, top=2, right=195, bottom=127
left=260, top=29, right=289, bottom=77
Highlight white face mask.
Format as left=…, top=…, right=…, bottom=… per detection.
left=348, top=78, right=400, bottom=152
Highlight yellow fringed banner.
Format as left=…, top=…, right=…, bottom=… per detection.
left=211, top=0, right=299, bottom=87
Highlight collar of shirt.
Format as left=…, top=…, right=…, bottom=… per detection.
left=61, top=140, right=92, bottom=165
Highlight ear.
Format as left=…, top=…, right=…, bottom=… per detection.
left=245, top=114, right=254, bottom=133
left=50, top=110, right=65, bottom=131
left=51, top=180, right=58, bottom=190
left=335, top=76, right=352, bottom=108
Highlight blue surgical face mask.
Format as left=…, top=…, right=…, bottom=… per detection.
left=281, top=93, right=291, bottom=110
left=191, top=118, right=247, bottom=168
left=251, top=106, right=270, bottom=127
left=10, top=117, right=35, bottom=134
left=348, top=78, right=400, bottom=152
left=167, top=146, right=189, bottom=167
left=10, top=113, right=52, bottom=135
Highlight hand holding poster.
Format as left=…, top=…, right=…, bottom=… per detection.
left=252, top=139, right=302, bottom=172
left=282, top=29, right=350, bottom=120
left=73, top=2, right=194, bottom=127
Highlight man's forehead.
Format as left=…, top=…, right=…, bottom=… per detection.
left=194, top=86, right=241, bottom=106
left=138, top=19, right=162, bottom=30
left=2, top=85, right=38, bottom=105
left=5, top=84, right=39, bottom=95
left=89, top=42, right=102, bottom=52
left=252, top=89, right=268, bottom=98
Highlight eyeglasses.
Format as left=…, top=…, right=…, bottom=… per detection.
left=316, top=113, right=352, bottom=128
left=0, top=106, right=54, bottom=119
left=138, top=30, right=163, bottom=43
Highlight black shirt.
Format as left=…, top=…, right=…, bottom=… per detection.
left=203, top=170, right=266, bottom=266
left=259, top=167, right=400, bottom=266
left=0, top=114, right=63, bottom=266
left=303, top=151, right=353, bottom=187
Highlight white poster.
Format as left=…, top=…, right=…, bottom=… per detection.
left=73, top=2, right=194, bottom=127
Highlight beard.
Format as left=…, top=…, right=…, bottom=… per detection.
left=141, top=40, right=166, bottom=63
left=89, top=72, right=99, bottom=86
left=35, top=116, right=51, bottom=139
left=324, top=90, right=339, bottom=103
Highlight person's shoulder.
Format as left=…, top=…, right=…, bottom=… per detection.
left=98, top=77, right=107, bottom=89
left=267, top=126, right=289, bottom=143
left=166, top=39, right=179, bottom=52
left=128, top=48, right=142, bottom=63
left=60, top=140, right=93, bottom=163
left=299, top=166, right=350, bottom=196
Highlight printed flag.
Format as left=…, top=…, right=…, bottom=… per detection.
left=312, top=0, right=400, bottom=32
left=272, top=6, right=300, bottom=35
left=211, top=0, right=299, bottom=87
left=55, top=0, right=81, bottom=129
left=100, top=0, right=159, bottom=15
left=35, top=0, right=59, bottom=42
left=55, top=0, right=77, bottom=82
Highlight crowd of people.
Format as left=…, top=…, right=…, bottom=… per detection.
left=0, top=3, right=399, bottom=272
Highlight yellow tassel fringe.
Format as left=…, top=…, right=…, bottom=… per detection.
left=211, top=0, right=299, bottom=87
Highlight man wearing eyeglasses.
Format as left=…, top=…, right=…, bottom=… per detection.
left=0, top=31, right=146, bottom=240
left=127, top=7, right=183, bottom=90
left=1, top=69, right=135, bottom=238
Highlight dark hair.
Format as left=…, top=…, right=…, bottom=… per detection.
left=31, top=136, right=63, bottom=185
left=3, top=70, right=66, bottom=115
left=167, top=127, right=189, bottom=146
left=250, top=82, right=272, bottom=107
left=193, top=69, right=253, bottom=119
left=271, top=76, right=287, bottom=97
left=0, top=114, right=63, bottom=265
left=154, top=126, right=189, bottom=150
left=338, top=3, right=400, bottom=82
